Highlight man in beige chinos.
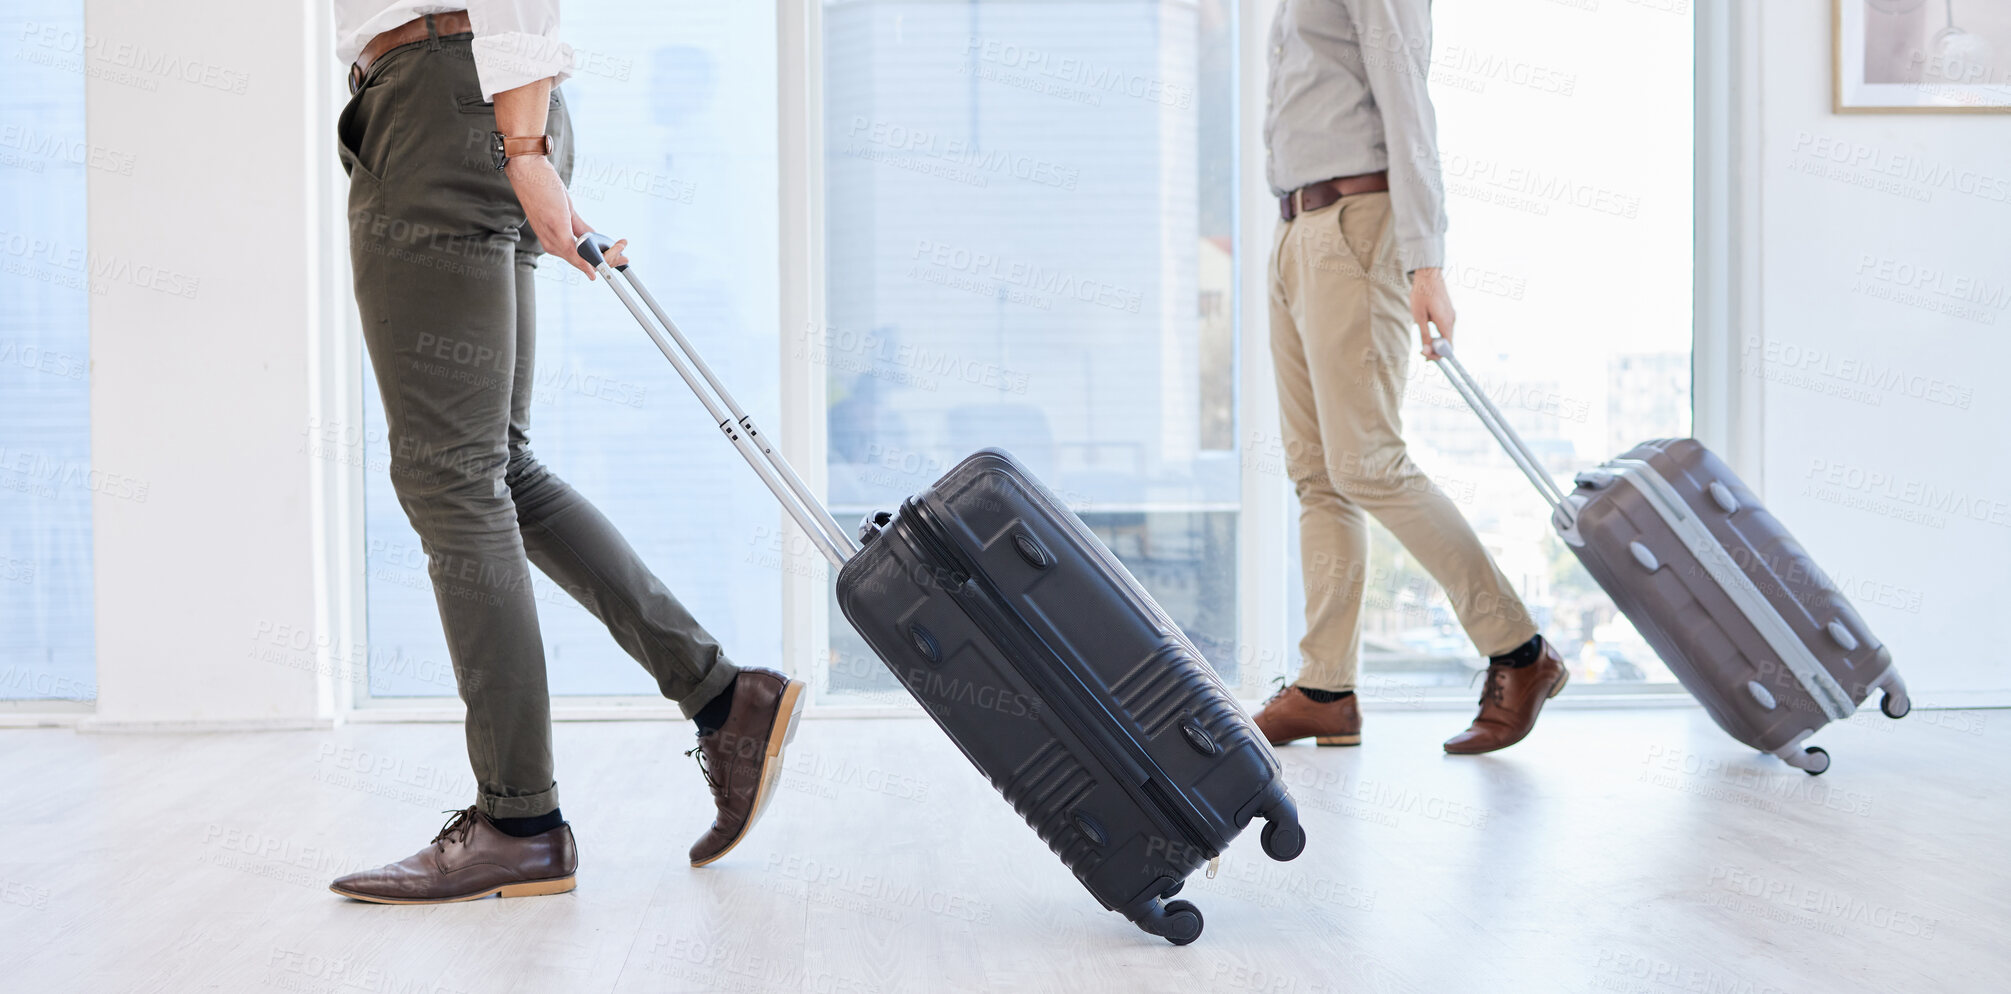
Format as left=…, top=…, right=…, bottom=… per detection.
left=1254, top=0, right=1569, bottom=754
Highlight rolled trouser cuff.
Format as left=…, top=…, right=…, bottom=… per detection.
left=677, top=656, right=743, bottom=720
left=480, top=783, right=561, bottom=820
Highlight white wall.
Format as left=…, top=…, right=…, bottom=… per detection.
left=1754, top=2, right=2011, bottom=700
left=84, top=0, right=335, bottom=727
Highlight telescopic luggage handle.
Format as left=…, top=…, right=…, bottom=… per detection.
left=1425, top=331, right=1574, bottom=524
left=578, top=232, right=860, bottom=569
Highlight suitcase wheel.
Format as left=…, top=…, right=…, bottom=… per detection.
left=1880, top=690, right=1911, bottom=720
left=1155, top=900, right=1204, bottom=946
left=1258, top=796, right=1306, bottom=862
left=1124, top=895, right=1205, bottom=945
left=1796, top=746, right=1830, bottom=776
left=1261, top=814, right=1306, bottom=862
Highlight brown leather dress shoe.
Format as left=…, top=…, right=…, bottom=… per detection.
left=687, top=667, right=806, bottom=867
left=1443, top=639, right=1570, bottom=755
left=329, top=807, right=577, bottom=904
left=1253, top=685, right=1363, bottom=746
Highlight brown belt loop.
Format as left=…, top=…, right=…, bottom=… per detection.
left=352, top=12, right=473, bottom=96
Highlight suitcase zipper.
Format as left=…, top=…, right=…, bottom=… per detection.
left=899, top=499, right=1222, bottom=859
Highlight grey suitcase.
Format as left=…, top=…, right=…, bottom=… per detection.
left=1429, top=335, right=1909, bottom=774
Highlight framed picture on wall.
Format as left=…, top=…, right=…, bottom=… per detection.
left=1834, top=0, right=2011, bottom=112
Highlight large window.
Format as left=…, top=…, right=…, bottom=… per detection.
left=359, top=2, right=782, bottom=700
left=1307, top=0, right=1696, bottom=694
left=0, top=1, right=95, bottom=703
left=349, top=0, right=1696, bottom=707
left=818, top=0, right=1243, bottom=703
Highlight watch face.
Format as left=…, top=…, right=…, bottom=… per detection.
left=490, top=131, right=507, bottom=170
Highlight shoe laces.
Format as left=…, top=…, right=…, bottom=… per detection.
left=1471, top=664, right=1511, bottom=711
left=1262, top=675, right=1292, bottom=707
left=685, top=735, right=726, bottom=802
left=431, top=807, right=479, bottom=848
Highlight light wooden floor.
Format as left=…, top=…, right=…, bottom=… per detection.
left=2, top=705, right=2004, bottom=993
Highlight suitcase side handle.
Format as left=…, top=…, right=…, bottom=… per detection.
left=581, top=233, right=859, bottom=568
left=1426, top=332, right=1572, bottom=518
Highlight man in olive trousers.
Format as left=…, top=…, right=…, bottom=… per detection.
left=326, top=4, right=803, bottom=904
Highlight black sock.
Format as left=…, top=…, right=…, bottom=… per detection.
left=1299, top=687, right=1355, bottom=703
left=491, top=808, right=564, bottom=838
left=1490, top=635, right=1545, bottom=669
left=692, top=683, right=736, bottom=735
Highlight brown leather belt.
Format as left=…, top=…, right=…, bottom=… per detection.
left=349, top=10, right=473, bottom=94
left=1279, top=170, right=1390, bottom=221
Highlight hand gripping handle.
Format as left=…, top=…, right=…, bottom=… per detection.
left=575, top=231, right=627, bottom=271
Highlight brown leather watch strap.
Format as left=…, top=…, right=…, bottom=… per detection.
left=501, top=135, right=553, bottom=161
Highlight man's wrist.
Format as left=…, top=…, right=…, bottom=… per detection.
left=503, top=154, right=557, bottom=186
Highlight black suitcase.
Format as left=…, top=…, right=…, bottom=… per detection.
left=579, top=236, right=1304, bottom=944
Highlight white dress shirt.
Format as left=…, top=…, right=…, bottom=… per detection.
left=333, top=0, right=574, bottom=101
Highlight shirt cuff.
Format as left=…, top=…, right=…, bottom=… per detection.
left=470, top=31, right=575, bottom=103
left=1400, top=235, right=1445, bottom=274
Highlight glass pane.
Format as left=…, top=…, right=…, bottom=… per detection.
left=0, top=1, right=96, bottom=701
left=820, top=0, right=1241, bottom=700
left=1296, top=0, right=1696, bottom=694
left=361, top=2, right=781, bottom=697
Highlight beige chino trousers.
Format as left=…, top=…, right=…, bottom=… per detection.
left=1268, top=191, right=1537, bottom=692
